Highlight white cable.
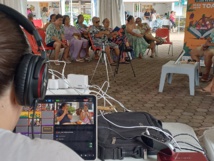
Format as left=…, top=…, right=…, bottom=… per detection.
left=99, top=111, right=181, bottom=150
left=47, top=60, right=66, bottom=79
left=90, top=90, right=113, bottom=107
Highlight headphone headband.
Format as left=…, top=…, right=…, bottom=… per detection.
left=0, top=4, right=46, bottom=59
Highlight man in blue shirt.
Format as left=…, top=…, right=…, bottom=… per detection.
left=56, top=103, right=72, bottom=125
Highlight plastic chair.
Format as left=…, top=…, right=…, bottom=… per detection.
left=22, top=28, right=40, bottom=55
left=155, top=28, right=173, bottom=56
left=33, top=19, right=43, bottom=28
left=37, top=28, right=55, bottom=58
left=159, top=61, right=199, bottom=96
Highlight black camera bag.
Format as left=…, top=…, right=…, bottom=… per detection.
left=98, top=112, right=171, bottom=161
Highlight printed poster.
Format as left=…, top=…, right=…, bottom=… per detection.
left=183, top=0, right=214, bottom=56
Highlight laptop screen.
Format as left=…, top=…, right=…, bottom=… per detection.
left=15, top=95, right=97, bottom=160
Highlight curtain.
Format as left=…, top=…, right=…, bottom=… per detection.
left=118, top=0, right=126, bottom=25
left=99, top=0, right=122, bottom=28
left=0, top=0, right=27, bottom=16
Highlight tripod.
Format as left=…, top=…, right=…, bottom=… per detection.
left=90, top=37, right=113, bottom=85
left=114, top=38, right=136, bottom=77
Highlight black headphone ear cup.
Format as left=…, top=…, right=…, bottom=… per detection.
left=31, top=57, right=48, bottom=100
left=14, top=54, right=33, bottom=106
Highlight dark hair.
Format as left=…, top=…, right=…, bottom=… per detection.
left=171, top=11, right=173, bottom=14
left=102, top=18, right=108, bottom=24
left=127, top=15, right=133, bottom=22
left=55, top=14, right=63, bottom=20
left=76, top=14, right=83, bottom=24
left=50, top=14, right=56, bottom=22
left=62, top=15, right=69, bottom=24
left=59, top=103, right=67, bottom=109
left=42, top=7, right=48, bottom=12
left=0, top=12, right=29, bottom=96
left=136, top=17, right=141, bottom=22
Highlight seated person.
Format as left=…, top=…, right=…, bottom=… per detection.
left=63, top=15, right=89, bottom=62
left=0, top=10, right=82, bottom=161
left=76, top=14, right=89, bottom=39
left=45, top=14, right=70, bottom=65
left=125, top=15, right=150, bottom=59
left=56, top=103, right=72, bottom=125
left=102, top=18, right=129, bottom=63
left=89, top=16, right=119, bottom=65
left=136, top=17, right=163, bottom=58
left=43, top=14, right=56, bottom=31
left=80, top=105, right=92, bottom=124
left=190, top=35, right=214, bottom=81
left=27, top=13, right=35, bottom=27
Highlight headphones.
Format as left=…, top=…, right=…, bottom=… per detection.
left=0, top=4, right=48, bottom=106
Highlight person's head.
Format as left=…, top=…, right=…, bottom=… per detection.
left=135, top=17, right=142, bottom=24
left=27, top=13, right=34, bottom=21
left=50, top=14, right=56, bottom=22
left=59, top=103, right=68, bottom=110
left=83, top=105, right=88, bottom=112
left=77, top=14, right=84, bottom=24
left=42, top=7, right=48, bottom=12
left=54, top=14, right=63, bottom=26
left=76, top=108, right=82, bottom=115
left=102, top=18, right=110, bottom=28
left=92, top=16, right=100, bottom=27
left=0, top=11, right=30, bottom=130
left=127, top=15, right=134, bottom=24
left=171, top=11, right=174, bottom=14
left=63, top=15, right=70, bottom=25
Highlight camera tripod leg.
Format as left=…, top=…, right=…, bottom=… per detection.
left=90, top=52, right=103, bottom=83
left=103, top=53, right=111, bottom=86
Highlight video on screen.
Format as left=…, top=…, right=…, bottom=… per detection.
left=34, top=102, right=95, bottom=125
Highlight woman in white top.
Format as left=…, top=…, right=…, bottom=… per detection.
left=0, top=9, right=83, bottom=161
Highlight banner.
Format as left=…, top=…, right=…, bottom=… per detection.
left=183, top=0, right=214, bottom=56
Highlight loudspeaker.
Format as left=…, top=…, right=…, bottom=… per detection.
left=0, top=4, right=48, bottom=106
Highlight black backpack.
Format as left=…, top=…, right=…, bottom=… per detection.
left=98, top=112, right=171, bottom=161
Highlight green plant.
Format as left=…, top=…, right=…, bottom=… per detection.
left=68, top=106, right=76, bottom=114
left=83, top=14, right=91, bottom=24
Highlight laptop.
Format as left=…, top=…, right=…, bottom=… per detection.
left=16, top=95, right=97, bottom=161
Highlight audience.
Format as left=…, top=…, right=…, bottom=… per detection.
left=76, top=14, right=89, bottom=39
left=125, top=15, right=150, bottom=58
left=135, top=17, right=162, bottom=58
left=43, top=14, right=56, bottom=31
left=63, top=15, right=89, bottom=62
left=45, top=14, right=70, bottom=65
left=89, top=16, right=119, bottom=65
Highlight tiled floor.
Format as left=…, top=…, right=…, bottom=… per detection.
left=51, top=32, right=214, bottom=137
